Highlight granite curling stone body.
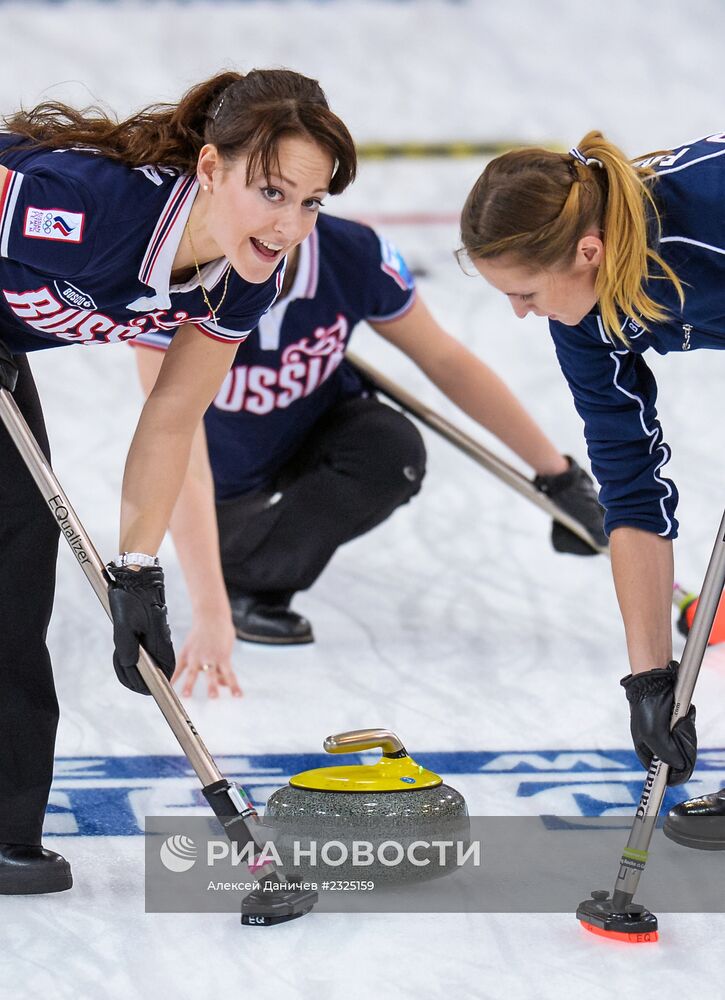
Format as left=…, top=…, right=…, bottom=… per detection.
left=264, top=729, right=469, bottom=884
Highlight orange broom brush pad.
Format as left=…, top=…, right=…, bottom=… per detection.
left=580, top=920, right=659, bottom=944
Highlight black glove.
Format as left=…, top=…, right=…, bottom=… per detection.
left=108, top=565, right=176, bottom=695
left=620, top=661, right=697, bottom=786
left=0, top=341, right=18, bottom=392
left=533, top=456, right=608, bottom=556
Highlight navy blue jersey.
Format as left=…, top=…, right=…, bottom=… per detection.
left=135, top=213, right=416, bottom=498
left=0, top=136, right=283, bottom=353
left=549, top=132, right=725, bottom=539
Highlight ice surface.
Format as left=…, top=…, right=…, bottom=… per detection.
left=1, top=2, right=725, bottom=998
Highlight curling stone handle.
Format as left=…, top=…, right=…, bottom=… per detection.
left=323, top=729, right=406, bottom=757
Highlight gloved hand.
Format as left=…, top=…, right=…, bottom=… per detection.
left=620, top=661, right=697, bottom=786
left=108, top=564, right=176, bottom=695
left=533, top=456, right=608, bottom=556
left=0, top=341, right=18, bottom=392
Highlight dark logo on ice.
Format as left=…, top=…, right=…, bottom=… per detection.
left=48, top=494, right=90, bottom=565
left=54, top=280, right=97, bottom=311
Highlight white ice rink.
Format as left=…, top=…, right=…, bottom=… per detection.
left=2, top=2, right=725, bottom=997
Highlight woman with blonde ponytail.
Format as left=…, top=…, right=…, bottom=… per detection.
left=461, top=130, right=725, bottom=843
left=0, top=69, right=356, bottom=895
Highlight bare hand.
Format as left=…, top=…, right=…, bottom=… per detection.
left=172, top=614, right=242, bottom=698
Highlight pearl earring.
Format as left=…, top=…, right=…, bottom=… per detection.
left=203, top=184, right=209, bottom=191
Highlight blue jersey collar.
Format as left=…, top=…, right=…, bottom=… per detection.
left=127, top=175, right=229, bottom=312
left=258, top=226, right=319, bottom=350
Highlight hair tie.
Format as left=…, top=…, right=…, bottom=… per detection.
left=569, top=146, right=603, bottom=169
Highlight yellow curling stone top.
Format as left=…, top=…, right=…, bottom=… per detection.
left=290, top=729, right=442, bottom=792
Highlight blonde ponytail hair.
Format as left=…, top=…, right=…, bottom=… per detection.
left=460, top=131, right=684, bottom=344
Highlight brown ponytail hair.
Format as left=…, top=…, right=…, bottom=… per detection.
left=459, top=131, right=684, bottom=344
left=3, top=68, right=356, bottom=194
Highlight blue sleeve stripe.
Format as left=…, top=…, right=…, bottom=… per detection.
left=656, top=145, right=725, bottom=176
left=130, top=331, right=171, bottom=351
left=659, top=235, right=725, bottom=256
left=367, top=289, right=417, bottom=324
left=596, top=316, right=673, bottom=537
left=0, top=170, right=24, bottom=258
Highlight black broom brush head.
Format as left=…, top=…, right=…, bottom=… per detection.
left=576, top=890, right=659, bottom=943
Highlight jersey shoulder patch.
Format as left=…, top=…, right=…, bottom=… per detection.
left=23, top=206, right=85, bottom=243
left=378, top=234, right=414, bottom=291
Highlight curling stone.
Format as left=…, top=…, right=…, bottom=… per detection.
left=264, top=729, right=469, bottom=884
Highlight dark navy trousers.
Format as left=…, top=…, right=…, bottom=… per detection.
left=216, top=396, right=427, bottom=597
left=0, top=354, right=59, bottom=844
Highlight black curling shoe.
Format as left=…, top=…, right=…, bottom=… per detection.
left=0, top=844, right=73, bottom=894
left=229, top=593, right=314, bottom=646
left=663, top=788, right=725, bottom=851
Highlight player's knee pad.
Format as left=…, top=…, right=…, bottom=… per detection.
left=357, top=404, right=427, bottom=501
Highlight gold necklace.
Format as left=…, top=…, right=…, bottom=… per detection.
left=186, top=222, right=231, bottom=325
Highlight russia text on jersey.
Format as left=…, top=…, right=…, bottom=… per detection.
left=1, top=285, right=251, bottom=346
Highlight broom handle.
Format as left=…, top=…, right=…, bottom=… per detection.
left=349, top=353, right=606, bottom=552
left=0, top=387, right=224, bottom=787
left=348, top=353, right=699, bottom=611
left=610, top=506, right=725, bottom=909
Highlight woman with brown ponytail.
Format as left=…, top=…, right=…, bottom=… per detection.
left=0, top=69, right=356, bottom=893
left=459, top=131, right=725, bottom=846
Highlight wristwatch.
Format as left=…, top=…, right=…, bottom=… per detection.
left=113, top=551, right=160, bottom=568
